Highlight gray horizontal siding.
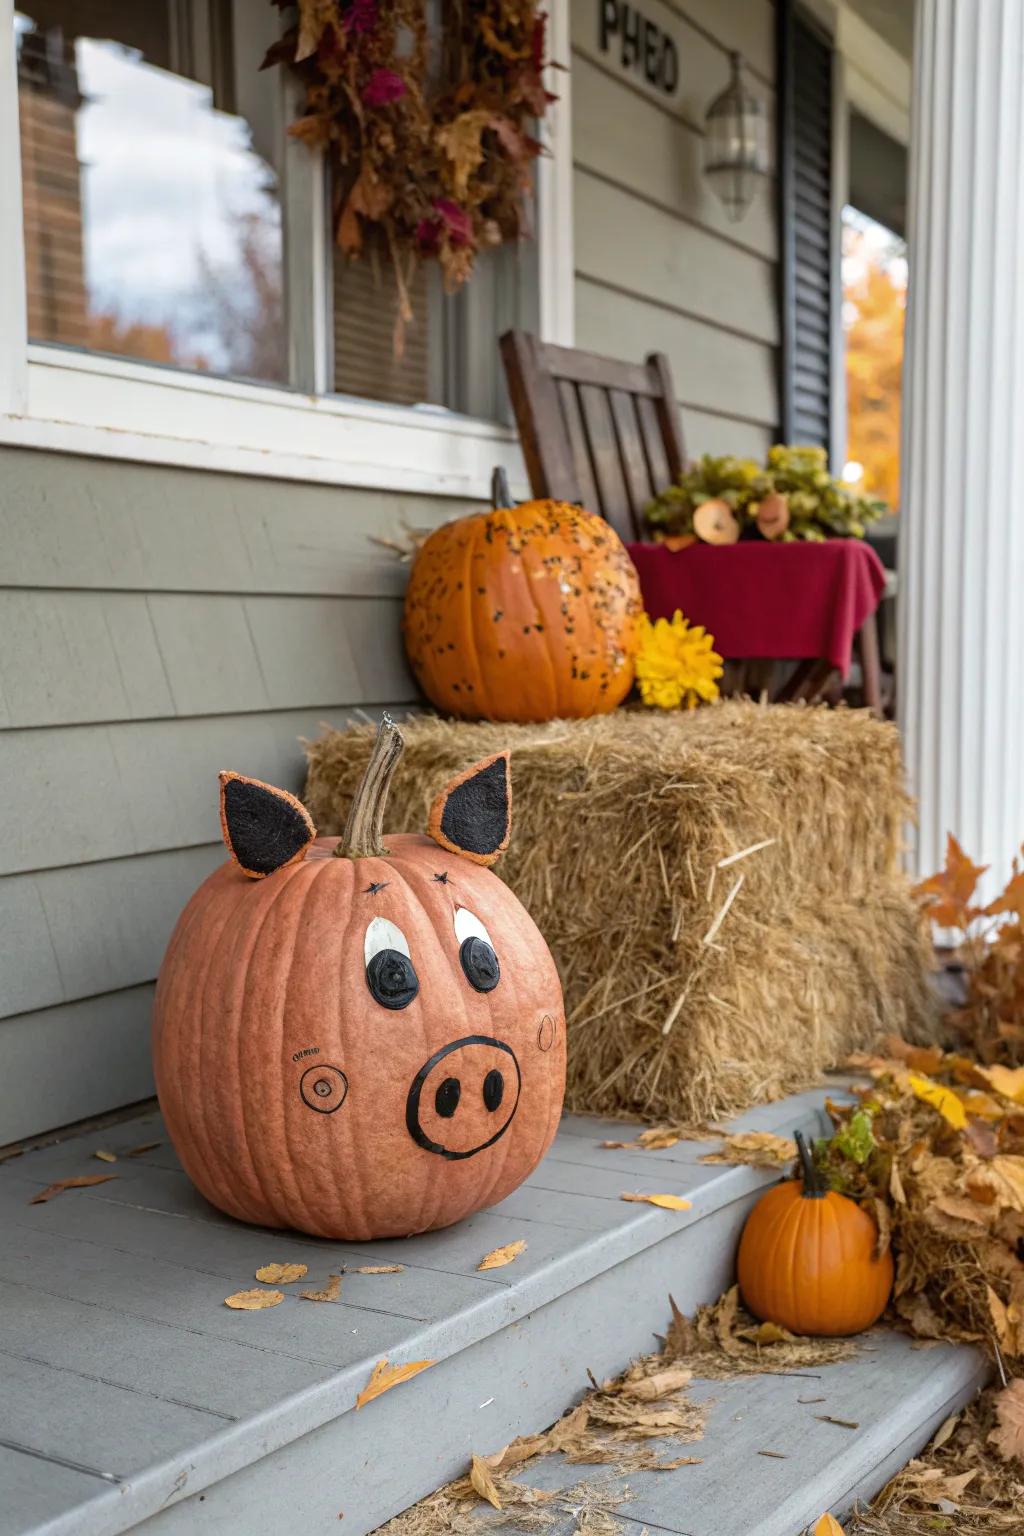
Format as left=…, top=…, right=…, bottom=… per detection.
left=0, top=447, right=462, bottom=596
left=576, top=278, right=777, bottom=428
left=570, top=6, right=780, bottom=458
left=1, top=446, right=465, bottom=1143
left=574, top=170, right=778, bottom=346
left=0, top=986, right=156, bottom=1147
left=571, top=56, right=776, bottom=262
left=0, top=590, right=407, bottom=727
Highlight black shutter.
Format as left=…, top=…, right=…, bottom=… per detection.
left=778, top=4, right=835, bottom=454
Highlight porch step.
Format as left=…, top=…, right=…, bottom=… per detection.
left=494, top=1329, right=989, bottom=1536
left=0, top=1085, right=976, bottom=1536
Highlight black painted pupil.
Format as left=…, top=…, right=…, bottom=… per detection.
left=435, top=1077, right=461, bottom=1117
left=460, top=935, right=500, bottom=993
left=366, top=948, right=419, bottom=1010
left=483, top=1069, right=504, bottom=1112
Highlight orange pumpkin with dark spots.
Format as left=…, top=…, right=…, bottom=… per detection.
left=153, top=717, right=566, bottom=1241
left=403, top=500, right=642, bottom=722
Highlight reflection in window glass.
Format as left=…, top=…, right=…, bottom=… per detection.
left=16, top=2, right=285, bottom=382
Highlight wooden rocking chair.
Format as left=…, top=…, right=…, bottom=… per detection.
left=498, top=328, right=886, bottom=715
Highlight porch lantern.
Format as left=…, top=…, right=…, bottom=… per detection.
left=703, top=51, right=767, bottom=222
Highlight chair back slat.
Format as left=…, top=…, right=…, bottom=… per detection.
left=608, top=388, right=655, bottom=522
left=577, top=383, right=632, bottom=541
left=556, top=379, right=601, bottom=515
left=500, top=330, right=686, bottom=540
left=635, top=393, right=672, bottom=498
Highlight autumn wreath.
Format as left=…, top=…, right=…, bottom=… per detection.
left=264, top=0, right=554, bottom=337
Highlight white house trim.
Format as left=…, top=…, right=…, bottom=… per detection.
left=0, top=0, right=571, bottom=501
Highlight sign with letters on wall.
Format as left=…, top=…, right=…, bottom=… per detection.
left=589, top=0, right=685, bottom=107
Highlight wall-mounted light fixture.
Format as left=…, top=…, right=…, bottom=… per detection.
left=703, top=51, right=767, bottom=223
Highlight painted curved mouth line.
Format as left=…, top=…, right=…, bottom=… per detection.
left=405, top=1034, right=522, bottom=1160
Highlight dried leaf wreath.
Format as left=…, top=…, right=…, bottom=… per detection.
left=263, top=0, right=555, bottom=344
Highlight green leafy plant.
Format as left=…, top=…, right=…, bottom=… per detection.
left=644, top=445, right=887, bottom=543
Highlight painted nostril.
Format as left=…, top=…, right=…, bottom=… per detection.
left=435, top=1077, right=461, bottom=1118
left=482, top=1069, right=504, bottom=1112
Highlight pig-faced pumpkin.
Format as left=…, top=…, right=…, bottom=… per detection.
left=152, top=716, right=566, bottom=1239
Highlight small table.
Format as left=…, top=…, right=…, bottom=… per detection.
left=626, top=538, right=888, bottom=713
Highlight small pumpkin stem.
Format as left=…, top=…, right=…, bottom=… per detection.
left=334, top=713, right=405, bottom=859
left=794, top=1129, right=827, bottom=1199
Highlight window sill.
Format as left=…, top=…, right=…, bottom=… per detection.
left=0, top=346, right=530, bottom=501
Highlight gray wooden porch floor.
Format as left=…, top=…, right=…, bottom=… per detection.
left=1, top=1088, right=972, bottom=1536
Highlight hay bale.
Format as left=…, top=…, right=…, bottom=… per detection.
left=304, top=703, right=936, bottom=1124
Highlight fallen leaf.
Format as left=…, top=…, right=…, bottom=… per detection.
left=815, top=1415, right=859, bottom=1430
left=867, top=1196, right=891, bottom=1259
left=813, top=1516, right=846, bottom=1536
left=989, top=1379, right=1024, bottom=1463
left=125, top=1141, right=161, bottom=1157
left=300, top=1273, right=342, bottom=1303
left=354, top=1264, right=405, bottom=1274
left=908, top=1073, right=968, bottom=1129
left=737, top=1320, right=792, bottom=1345
left=700, top=1131, right=796, bottom=1168
left=929, top=1412, right=959, bottom=1451
left=255, top=1263, right=308, bottom=1284
left=965, top=1118, right=999, bottom=1158
left=798, top=1396, right=827, bottom=1404
left=355, top=1358, right=435, bottom=1409
left=469, top=1454, right=503, bottom=1510
left=94, top=1149, right=117, bottom=1163
left=29, top=1174, right=117, bottom=1204
left=224, top=1287, right=285, bottom=1310
left=967, top=1156, right=1024, bottom=1214
left=620, top=1193, right=693, bottom=1211
left=977, top=1064, right=1024, bottom=1105
left=478, top=1240, right=527, bottom=1271
left=607, top=1365, right=692, bottom=1400
left=880, top=1035, right=946, bottom=1075
left=758, top=1449, right=787, bottom=1459
left=889, top=1158, right=907, bottom=1205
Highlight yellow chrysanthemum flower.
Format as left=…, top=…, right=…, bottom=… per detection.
left=635, top=610, right=723, bottom=710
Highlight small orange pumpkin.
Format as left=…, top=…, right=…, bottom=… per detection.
left=403, top=499, right=642, bottom=722
left=737, top=1131, right=893, bottom=1336
left=153, top=716, right=566, bottom=1240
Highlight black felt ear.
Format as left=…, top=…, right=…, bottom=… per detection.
left=427, top=752, right=511, bottom=867
left=219, top=772, right=316, bottom=880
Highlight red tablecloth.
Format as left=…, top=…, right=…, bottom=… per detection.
left=626, top=539, right=887, bottom=677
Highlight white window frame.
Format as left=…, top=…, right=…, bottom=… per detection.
left=0, top=0, right=573, bottom=500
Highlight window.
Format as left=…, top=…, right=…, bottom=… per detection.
left=0, top=0, right=572, bottom=496
left=16, top=0, right=286, bottom=383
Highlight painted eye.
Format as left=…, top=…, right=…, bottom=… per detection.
left=454, top=907, right=500, bottom=993
left=364, top=917, right=419, bottom=1010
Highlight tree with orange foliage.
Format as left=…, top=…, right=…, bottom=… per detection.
left=844, top=224, right=906, bottom=511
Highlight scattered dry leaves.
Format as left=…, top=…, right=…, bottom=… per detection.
left=29, top=1174, right=117, bottom=1204
left=125, top=1142, right=161, bottom=1156
left=989, top=1380, right=1024, bottom=1465
left=601, top=1123, right=708, bottom=1151
left=478, top=1240, right=527, bottom=1271
left=619, top=1192, right=692, bottom=1211
left=255, top=1263, right=308, bottom=1284
left=300, top=1273, right=342, bottom=1303
left=355, top=1358, right=435, bottom=1409
left=355, top=1264, right=405, bottom=1274
left=699, top=1131, right=796, bottom=1168
left=224, top=1288, right=285, bottom=1310
left=93, top=1149, right=117, bottom=1163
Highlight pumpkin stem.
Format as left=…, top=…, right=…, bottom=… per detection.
left=334, top=713, right=405, bottom=860
left=794, top=1129, right=828, bottom=1199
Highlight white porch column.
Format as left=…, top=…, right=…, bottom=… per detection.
left=898, top=0, right=1024, bottom=884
